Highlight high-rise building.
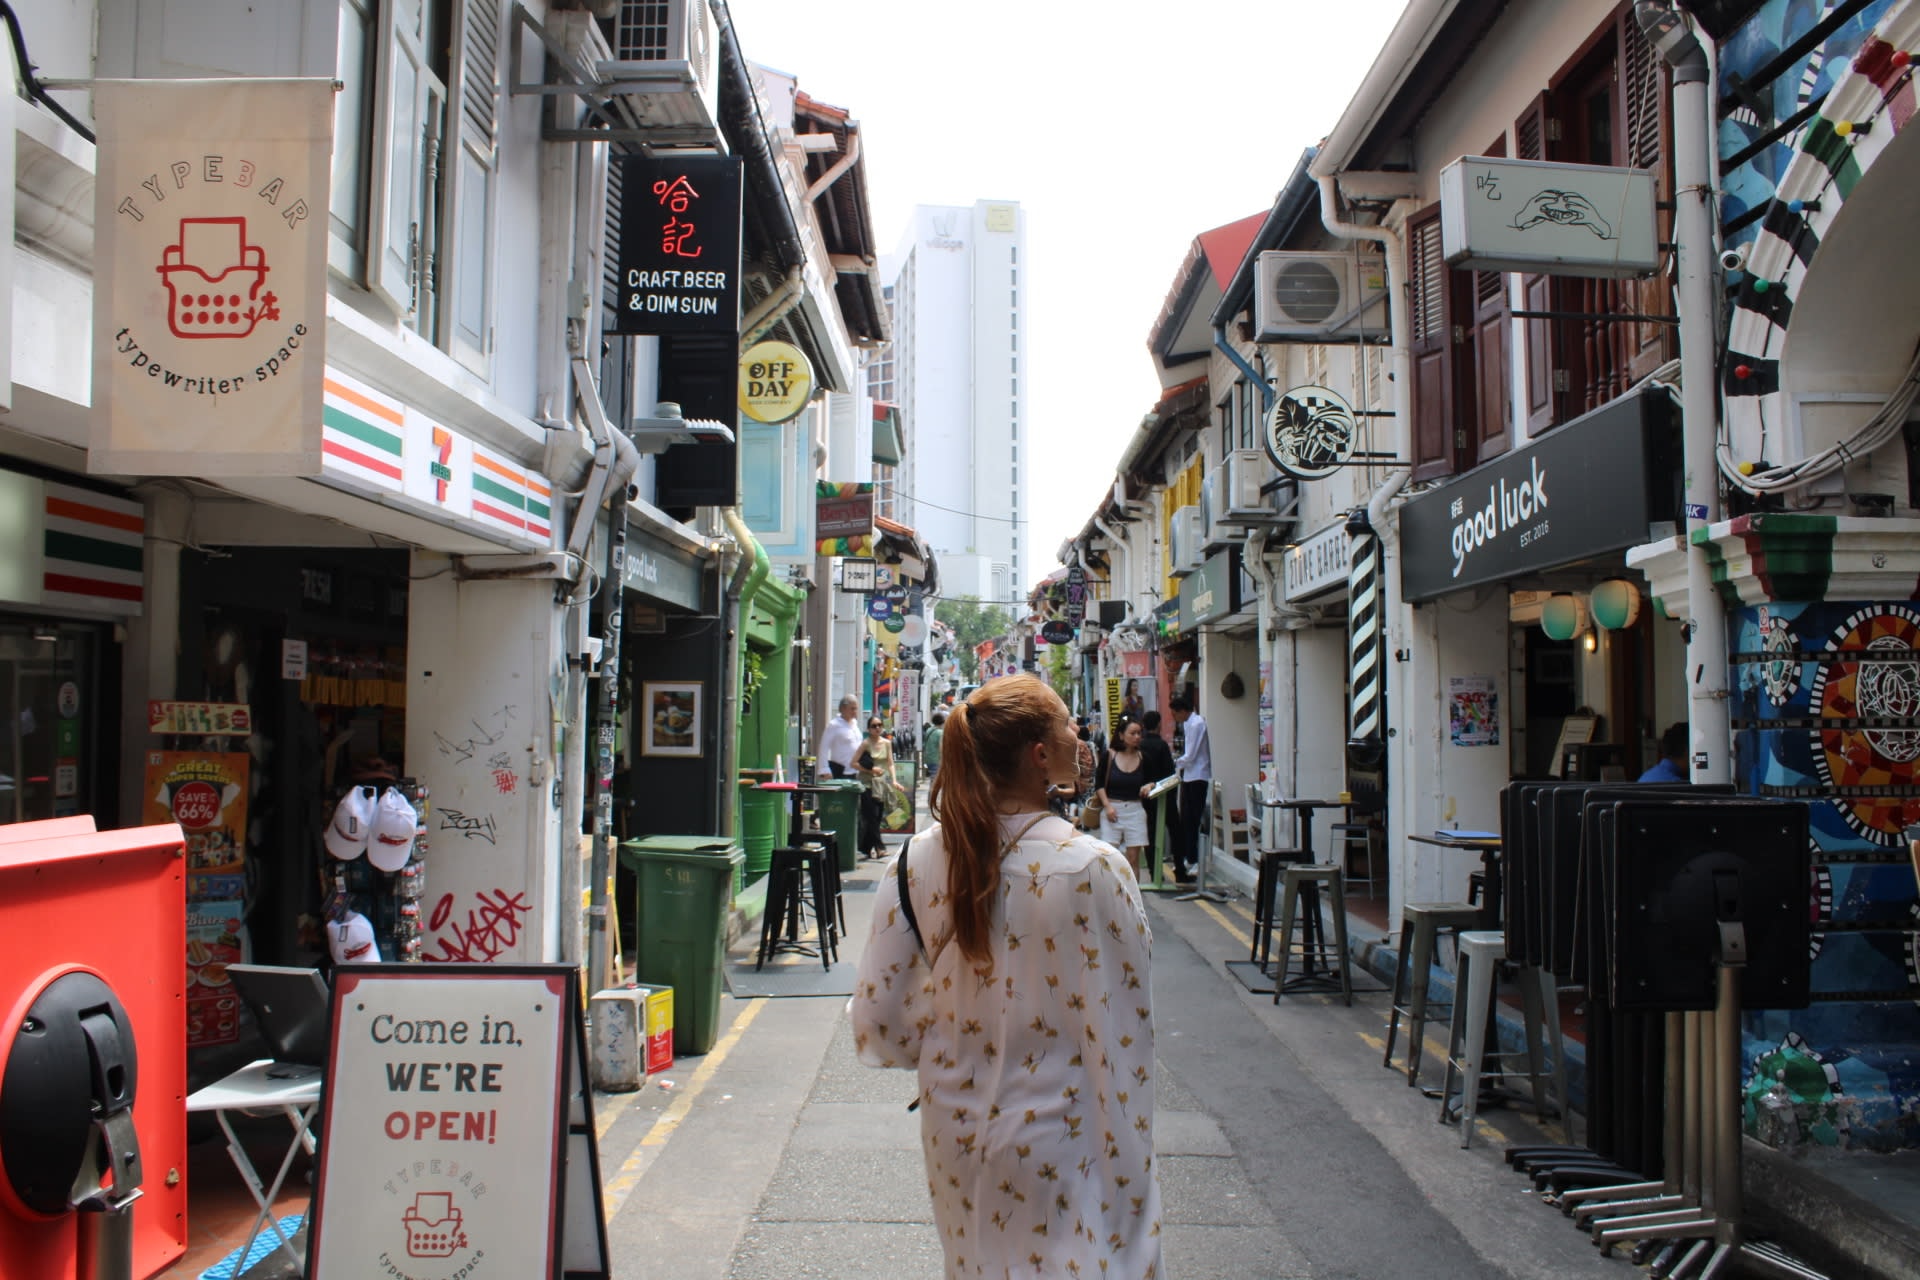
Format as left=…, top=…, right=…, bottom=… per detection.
left=879, top=201, right=1028, bottom=603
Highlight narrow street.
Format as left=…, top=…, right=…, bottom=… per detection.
left=592, top=845, right=1623, bottom=1280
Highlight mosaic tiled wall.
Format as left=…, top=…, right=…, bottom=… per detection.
left=1731, top=600, right=1920, bottom=1150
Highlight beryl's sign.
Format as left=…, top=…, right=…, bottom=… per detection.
left=91, top=79, right=334, bottom=475
left=614, top=155, right=742, bottom=335
left=1399, top=388, right=1675, bottom=601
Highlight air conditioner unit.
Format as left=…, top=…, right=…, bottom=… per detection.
left=1170, top=506, right=1204, bottom=577
left=1221, top=449, right=1296, bottom=525
left=1253, top=251, right=1384, bottom=343
left=1199, top=469, right=1234, bottom=551
left=603, top=0, right=721, bottom=142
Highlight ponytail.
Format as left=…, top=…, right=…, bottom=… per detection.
left=926, top=674, right=1062, bottom=968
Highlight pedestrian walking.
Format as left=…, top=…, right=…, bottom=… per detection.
left=856, top=715, right=898, bottom=859
left=1138, top=710, right=1177, bottom=857
left=1098, top=717, right=1151, bottom=875
left=1170, top=694, right=1211, bottom=884
left=851, top=674, right=1162, bottom=1279
left=923, top=709, right=945, bottom=782
left=821, top=695, right=863, bottom=778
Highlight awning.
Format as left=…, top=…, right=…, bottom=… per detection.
left=872, top=402, right=903, bottom=467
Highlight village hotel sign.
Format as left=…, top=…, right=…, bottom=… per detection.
left=1399, top=389, right=1676, bottom=602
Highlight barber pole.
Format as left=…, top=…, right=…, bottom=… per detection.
left=1347, top=517, right=1385, bottom=758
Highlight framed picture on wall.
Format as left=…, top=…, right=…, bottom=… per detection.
left=641, top=682, right=703, bottom=757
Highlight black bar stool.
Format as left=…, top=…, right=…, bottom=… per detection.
left=755, top=843, right=836, bottom=971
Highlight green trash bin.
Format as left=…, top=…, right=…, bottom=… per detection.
left=620, top=836, right=743, bottom=1056
left=738, top=786, right=782, bottom=886
left=816, top=779, right=864, bottom=873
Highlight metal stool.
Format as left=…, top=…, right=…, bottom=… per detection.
left=1271, top=863, right=1352, bottom=1004
left=1331, top=820, right=1380, bottom=897
left=755, top=844, right=836, bottom=971
left=1383, top=902, right=1482, bottom=1086
left=1438, top=930, right=1567, bottom=1148
left=1249, top=847, right=1301, bottom=968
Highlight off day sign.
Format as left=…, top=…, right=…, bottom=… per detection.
left=308, top=967, right=578, bottom=1279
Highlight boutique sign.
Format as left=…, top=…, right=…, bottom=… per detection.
left=91, top=79, right=334, bottom=476
left=1400, top=389, right=1676, bottom=601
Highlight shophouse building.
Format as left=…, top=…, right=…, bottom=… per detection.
left=3, top=0, right=886, bottom=1080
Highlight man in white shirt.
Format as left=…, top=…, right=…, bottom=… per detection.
left=820, top=695, right=864, bottom=778
left=1170, top=695, right=1211, bottom=883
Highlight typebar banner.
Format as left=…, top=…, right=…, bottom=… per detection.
left=91, top=79, right=333, bottom=476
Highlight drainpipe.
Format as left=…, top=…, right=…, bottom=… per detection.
left=719, top=507, right=768, bottom=836
left=804, top=130, right=862, bottom=204
left=1213, top=325, right=1275, bottom=412
left=1636, top=0, right=1730, bottom=787
left=1092, top=514, right=1130, bottom=606
left=741, top=267, right=805, bottom=347
left=1317, top=172, right=1415, bottom=915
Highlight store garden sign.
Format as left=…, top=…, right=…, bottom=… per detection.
left=613, top=154, right=743, bottom=336
left=91, top=79, right=333, bottom=476
left=307, top=965, right=608, bottom=1279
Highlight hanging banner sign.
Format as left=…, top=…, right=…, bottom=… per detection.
left=613, top=154, right=743, bottom=335
left=1039, top=619, right=1075, bottom=645
left=1064, top=564, right=1088, bottom=624
left=1266, top=385, right=1357, bottom=481
left=91, top=79, right=334, bottom=476
left=1439, top=155, right=1658, bottom=278
left=308, top=965, right=609, bottom=1279
left=149, top=699, right=252, bottom=735
left=738, top=340, right=814, bottom=424
left=816, top=482, right=874, bottom=554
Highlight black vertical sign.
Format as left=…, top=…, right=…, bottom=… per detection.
left=613, top=155, right=742, bottom=336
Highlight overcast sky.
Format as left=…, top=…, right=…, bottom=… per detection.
left=726, top=0, right=1411, bottom=601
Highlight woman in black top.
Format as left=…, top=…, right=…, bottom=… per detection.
left=1097, top=718, right=1150, bottom=873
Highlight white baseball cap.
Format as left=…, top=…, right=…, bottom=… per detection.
left=329, top=910, right=382, bottom=964
left=368, top=787, right=418, bottom=872
left=325, top=786, right=377, bottom=861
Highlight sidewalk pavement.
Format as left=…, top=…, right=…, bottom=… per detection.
left=595, top=838, right=1642, bottom=1279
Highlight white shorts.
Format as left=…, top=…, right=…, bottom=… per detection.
left=1101, top=799, right=1148, bottom=848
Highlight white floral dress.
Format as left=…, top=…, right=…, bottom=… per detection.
left=851, top=812, right=1162, bottom=1279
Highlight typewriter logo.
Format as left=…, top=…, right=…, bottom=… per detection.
left=400, top=1191, right=469, bottom=1258
left=156, top=217, right=280, bottom=340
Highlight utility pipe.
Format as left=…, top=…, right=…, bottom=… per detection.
left=804, top=129, right=862, bottom=204
left=719, top=507, right=769, bottom=836
left=1213, top=325, right=1275, bottom=411
left=741, top=267, right=805, bottom=348
left=1092, top=514, right=1131, bottom=612
left=1636, top=0, right=1730, bottom=785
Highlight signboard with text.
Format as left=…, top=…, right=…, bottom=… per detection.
left=308, top=965, right=608, bottom=1279
left=1439, top=155, right=1658, bottom=278
left=613, top=155, right=742, bottom=335
left=92, top=79, right=333, bottom=475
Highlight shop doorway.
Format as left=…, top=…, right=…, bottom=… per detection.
left=0, top=615, right=118, bottom=826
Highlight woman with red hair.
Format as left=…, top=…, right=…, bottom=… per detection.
left=851, top=674, right=1162, bottom=1278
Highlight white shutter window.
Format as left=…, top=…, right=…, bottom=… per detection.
left=445, top=0, right=500, bottom=373
left=368, top=0, right=432, bottom=315
left=330, top=0, right=377, bottom=280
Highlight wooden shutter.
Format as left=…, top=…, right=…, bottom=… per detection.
left=369, top=0, right=433, bottom=315
left=1514, top=93, right=1558, bottom=432
left=1618, top=11, right=1673, bottom=382
left=445, top=0, right=500, bottom=373
left=1407, top=210, right=1454, bottom=478
left=1472, top=268, right=1510, bottom=460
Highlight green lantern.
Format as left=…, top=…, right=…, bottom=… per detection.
left=1540, top=592, right=1587, bottom=641
left=1591, top=578, right=1642, bottom=631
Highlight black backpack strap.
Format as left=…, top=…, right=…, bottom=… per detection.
left=895, top=836, right=924, bottom=957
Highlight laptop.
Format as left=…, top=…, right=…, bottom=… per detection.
left=228, top=964, right=332, bottom=1078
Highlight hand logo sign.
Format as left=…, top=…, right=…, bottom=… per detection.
left=1512, top=189, right=1615, bottom=239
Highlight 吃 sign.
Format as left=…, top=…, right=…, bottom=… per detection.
left=307, top=965, right=609, bottom=1279
left=1439, top=156, right=1658, bottom=278
left=613, top=155, right=742, bottom=335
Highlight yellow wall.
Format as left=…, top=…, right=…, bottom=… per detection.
left=1161, top=456, right=1203, bottom=601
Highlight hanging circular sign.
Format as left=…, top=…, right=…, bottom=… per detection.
left=1039, top=619, right=1076, bottom=646
left=867, top=595, right=893, bottom=620
left=738, top=340, right=814, bottom=424
left=884, top=615, right=907, bottom=634
left=1265, top=384, right=1357, bottom=480
left=899, top=615, right=928, bottom=647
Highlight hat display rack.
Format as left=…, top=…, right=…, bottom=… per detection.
left=322, top=776, right=431, bottom=964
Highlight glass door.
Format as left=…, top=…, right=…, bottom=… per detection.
left=0, top=617, right=106, bottom=825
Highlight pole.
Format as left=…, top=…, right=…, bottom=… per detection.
left=587, top=509, right=627, bottom=996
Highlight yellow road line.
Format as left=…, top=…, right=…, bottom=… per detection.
left=600, top=997, right=767, bottom=1218
left=1197, top=899, right=1253, bottom=950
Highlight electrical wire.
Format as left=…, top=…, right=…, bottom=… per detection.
left=0, top=2, right=94, bottom=144
left=876, top=481, right=1028, bottom=525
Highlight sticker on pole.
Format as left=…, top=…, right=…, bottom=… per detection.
left=306, top=964, right=609, bottom=1279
